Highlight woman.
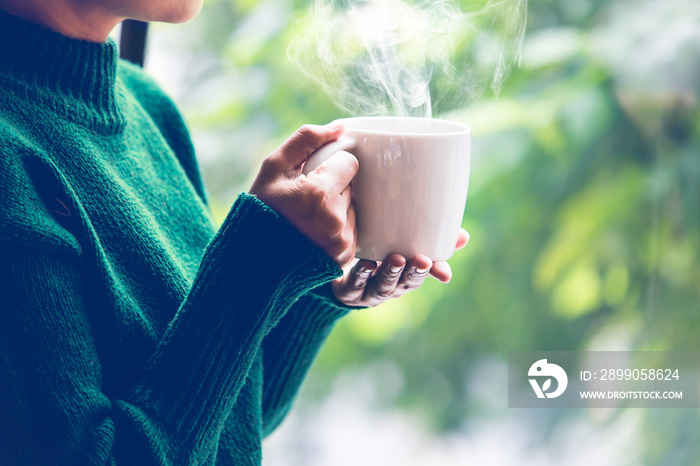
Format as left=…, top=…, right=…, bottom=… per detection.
left=0, top=0, right=468, bottom=464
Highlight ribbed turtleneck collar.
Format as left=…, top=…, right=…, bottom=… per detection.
left=0, top=8, right=125, bottom=134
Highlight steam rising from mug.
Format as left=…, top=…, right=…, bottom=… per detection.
left=287, top=0, right=528, bottom=118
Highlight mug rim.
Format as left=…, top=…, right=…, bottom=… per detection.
left=333, top=116, right=471, bottom=137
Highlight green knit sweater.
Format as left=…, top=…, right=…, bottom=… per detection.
left=0, top=9, right=353, bottom=465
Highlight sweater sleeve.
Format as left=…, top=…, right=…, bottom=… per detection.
left=0, top=194, right=342, bottom=465
left=260, top=284, right=357, bottom=436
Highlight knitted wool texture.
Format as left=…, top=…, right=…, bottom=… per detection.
left=0, top=9, right=353, bottom=465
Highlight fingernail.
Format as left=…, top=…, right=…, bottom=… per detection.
left=416, top=266, right=430, bottom=274
left=390, top=265, right=403, bottom=274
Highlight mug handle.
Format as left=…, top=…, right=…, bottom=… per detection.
left=302, top=136, right=357, bottom=175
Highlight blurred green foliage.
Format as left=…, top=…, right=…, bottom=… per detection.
left=152, top=0, right=700, bottom=462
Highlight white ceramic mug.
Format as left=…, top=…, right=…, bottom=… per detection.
left=303, top=116, right=471, bottom=261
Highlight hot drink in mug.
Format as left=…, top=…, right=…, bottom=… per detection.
left=303, top=116, right=471, bottom=262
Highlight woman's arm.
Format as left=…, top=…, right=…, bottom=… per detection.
left=258, top=231, right=471, bottom=435
left=260, top=284, right=355, bottom=436
left=0, top=194, right=340, bottom=465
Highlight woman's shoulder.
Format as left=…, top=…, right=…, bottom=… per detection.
left=117, top=59, right=208, bottom=205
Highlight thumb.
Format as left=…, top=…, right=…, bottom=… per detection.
left=275, top=123, right=344, bottom=169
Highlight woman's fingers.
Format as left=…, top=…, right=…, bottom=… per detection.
left=332, top=259, right=377, bottom=304
left=340, top=185, right=352, bottom=212
left=429, top=261, right=453, bottom=283
left=393, top=255, right=432, bottom=296
left=364, top=254, right=406, bottom=302
left=456, top=229, right=470, bottom=250
left=428, top=229, right=467, bottom=282
left=426, top=229, right=467, bottom=282
left=307, top=149, right=359, bottom=194
left=273, top=123, right=344, bottom=171
left=337, top=204, right=358, bottom=267
left=331, top=228, right=469, bottom=306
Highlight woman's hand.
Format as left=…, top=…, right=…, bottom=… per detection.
left=332, top=229, right=470, bottom=307
left=250, top=124, right=359, bottom=268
